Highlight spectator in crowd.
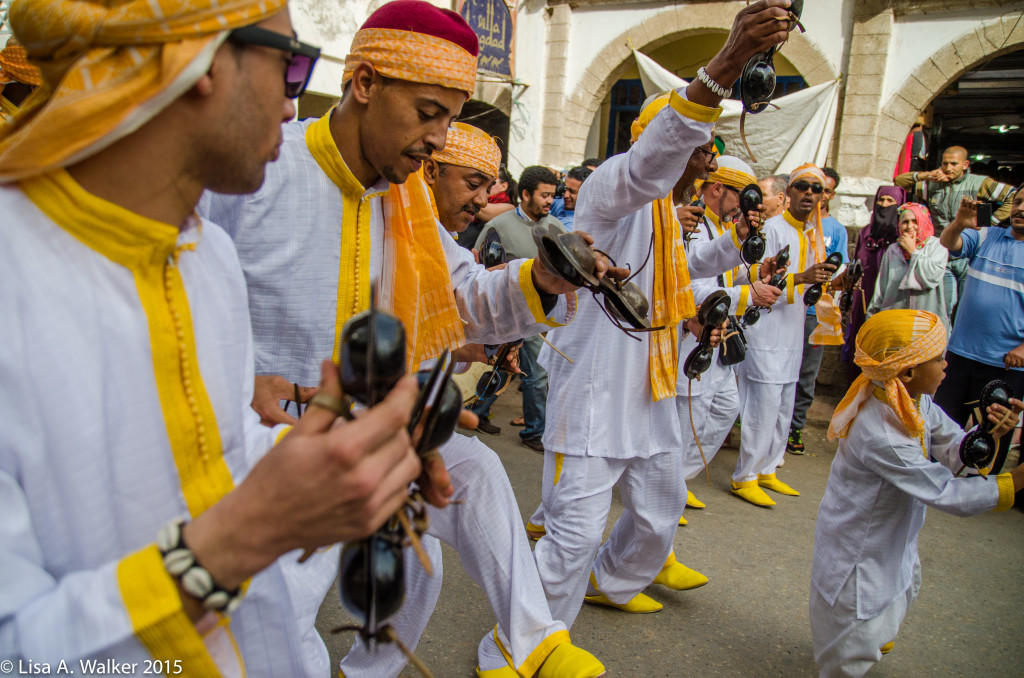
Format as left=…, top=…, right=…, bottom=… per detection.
left=583, top=157, right=602, bottom=171
left=812, top=309, right=1022, bottom=678
left=472, top=165, right=564, bottom=451
left=843, top=186, right=906, bottom=379
left=550, top=165, right=593, bottom=229
left=867, top=203, right=948, bottom=329
left=788, top=167, right=849, bottom=454
left=895, top=145, right=1016, bottom=320
left=458, top=163, right=516, bottom=250
left=936, top=192, right=1024, bottom=474
left=758, top=174, right=789, bottom=219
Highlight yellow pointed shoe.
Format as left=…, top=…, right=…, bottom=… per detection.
left=730, top=479, right=776, bottom=507
left=757, top=473, right=800, bottom=496
left=584, top=590, right=663, bottom=613
left=686, top=490, right=706, bottom=509
left=678, top=514, right=688, bottom=526
left=653, top=553, right=708, bottom=591
left=537, top=643, right=606, bottom=678
left=476, top=666, right=517, bottom=677
left=880, top=641, right=894, bottom=655
left=526, top=522, right=546, bottom=540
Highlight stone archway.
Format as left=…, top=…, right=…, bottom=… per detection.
left=873, top=14, right=1024, bottom=178
left=558, top=1, right=837, bottom=162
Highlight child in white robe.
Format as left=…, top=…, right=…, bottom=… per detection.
left=810, top=309, right=1024, bottom=678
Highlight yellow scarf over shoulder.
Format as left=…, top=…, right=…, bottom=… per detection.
left=306, top=111, right=464, bottom=370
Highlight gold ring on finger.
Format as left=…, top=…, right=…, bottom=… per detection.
left=308, top=393, right=349, bottom=417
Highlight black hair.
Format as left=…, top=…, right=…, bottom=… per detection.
left=582, top=158, right=603, bottom=169
left=497, top=164, right=517, bottom=206
left=823, top=167, right=841, bottom=188
left=518, top=165, right=559, bottom=199
left=566, top=166, right=593, bottom=184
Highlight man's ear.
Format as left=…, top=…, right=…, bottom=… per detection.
left=348, top=62, right=378, bottom=106
left=899, top=366, right=915, bottom=384
left=192, top=45, right=233, bottom=98
left=422, top=158, right=439, bottom=185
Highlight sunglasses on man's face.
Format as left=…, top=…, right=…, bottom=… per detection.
left=792, top=181, right=824, bottom=195
left=228, top=25, right=321, bottom=99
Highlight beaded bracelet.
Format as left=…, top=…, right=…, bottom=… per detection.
left=697, top=66, right=733, bottom=99
left=157, top=519, right=242, bottom=614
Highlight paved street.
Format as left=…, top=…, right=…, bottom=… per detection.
left=317, top=393, right=1024, bottom=677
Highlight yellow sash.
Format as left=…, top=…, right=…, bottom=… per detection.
left=305, top=112, right=464, bottom=369
left=649, top=195, right=696, bottom=401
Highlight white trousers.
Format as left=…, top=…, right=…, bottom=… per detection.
left=533, top=451, right=684, bottom=629
left=340, top=433, right=566, bottom=676
left=810, top=562, right=921, bottom=678
left=677, top=370, right=740, bottom=482
left=734, top=378, right=796, bottom=482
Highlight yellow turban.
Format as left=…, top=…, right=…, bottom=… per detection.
left=0, top=37, right=42, bottom=87
left=788, top=162, right=827, bottom=188
left=432, top=122, right=500, bottom=178
left=630, top=92, right=671, bottom=144
left=0, top=0, right=287, bottom=182
left=342, top=0, right=479, bottom=97
left=828, top=310, right=947, bottom=441
left=705, top=155, right=756, bottom=190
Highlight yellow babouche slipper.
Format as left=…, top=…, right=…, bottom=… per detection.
left=584, top=591, right=663, bottom=613
left=678, top=514, right=688, bottom=526
left=526, top=522, right=546, bottom=540
left=880, top=641, right=895, bottom=655
left=757, top=473, right=800, bottom=496
left=730, top=479, right=776, bottom=507
left=686, top=490, right=706, bottom=509
left=653, top=553, right=708, bottom=591
left=537, top=643, right=606, bottom=678
left=476, top=666, right=517, bottom=677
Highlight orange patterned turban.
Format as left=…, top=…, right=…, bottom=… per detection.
left=828, top=309, right=947, bottom=440
left=343, top=0, right=479, bottom=97
left=432, top=122, right=500, bottom=178
left=0, top=37, right=42, bottom=87
left=706, top=155, right=756, bottom=190
left=0, top=0, right=287, bottom=182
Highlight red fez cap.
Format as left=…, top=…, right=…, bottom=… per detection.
left=362, top=0, right=478, bottom=57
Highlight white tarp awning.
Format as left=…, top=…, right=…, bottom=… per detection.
left=633, top=49, right=840, bottom=177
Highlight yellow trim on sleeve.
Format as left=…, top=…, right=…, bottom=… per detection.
left=519, top=259, right=565, bottom=328
left=118, top=546, right=221, bottom=673
left=736, top=286, right=750, bottom=315
left=786, top=274, right=796, bottom=304
left=668, top=90, right=722, bottom=123
left=994, top=473, right=1015, bottom=512
left=729, top=223, right=743, bottom=250
left=274, top=425, right=293, bottom=445
left=750, top=263, right=759, bottom=282
left=553, top=452, right=564, bottom=486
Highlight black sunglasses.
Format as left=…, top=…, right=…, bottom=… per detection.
left=792, top=180, right=824, bottom=195
left=228, top=25, right=321, bottom=99
left=694, top=145, right=716, bottom=161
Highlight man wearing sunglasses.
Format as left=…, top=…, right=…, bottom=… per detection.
left=676, top=156, right=783, bottom=518
left=0, top=1, right=429, bottom=675
left=201, top=2, right=609, bottom=677
left=731, top=164, right=840, bottom=507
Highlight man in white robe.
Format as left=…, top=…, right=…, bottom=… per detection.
left=731, top=164, right=840, bottom=507
left=676, top=156, right=781, bottom=519
left=0, top=2, right=427, bottom=675
left=534, top=1, right=796, bottom=627
left=200, top=4, right=607, bottom=677
left=811, top=309, right=1023, bottom=677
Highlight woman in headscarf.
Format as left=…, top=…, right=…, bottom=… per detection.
left=842, top=185, right=907, bottom=377
left=866, top=203, right=948, bottom=330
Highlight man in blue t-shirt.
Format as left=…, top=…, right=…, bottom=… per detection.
left=788, top=167, right=849, bottom=453
left=549, top=165, right=592, bottom=230
left=936, top=190, right=1024, bottom=469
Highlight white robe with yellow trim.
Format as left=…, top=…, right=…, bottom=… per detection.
left=0, top=183, right=305, bottom=675
left=810, top=395, right=1012, bottom=677
left=200, top=118, right=575, bottom=677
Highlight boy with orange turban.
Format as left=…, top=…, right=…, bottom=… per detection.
left=811, top=309, right=1023, bottom=677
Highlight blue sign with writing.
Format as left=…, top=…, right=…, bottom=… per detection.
left=460, top=0, right=513, bottom=77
